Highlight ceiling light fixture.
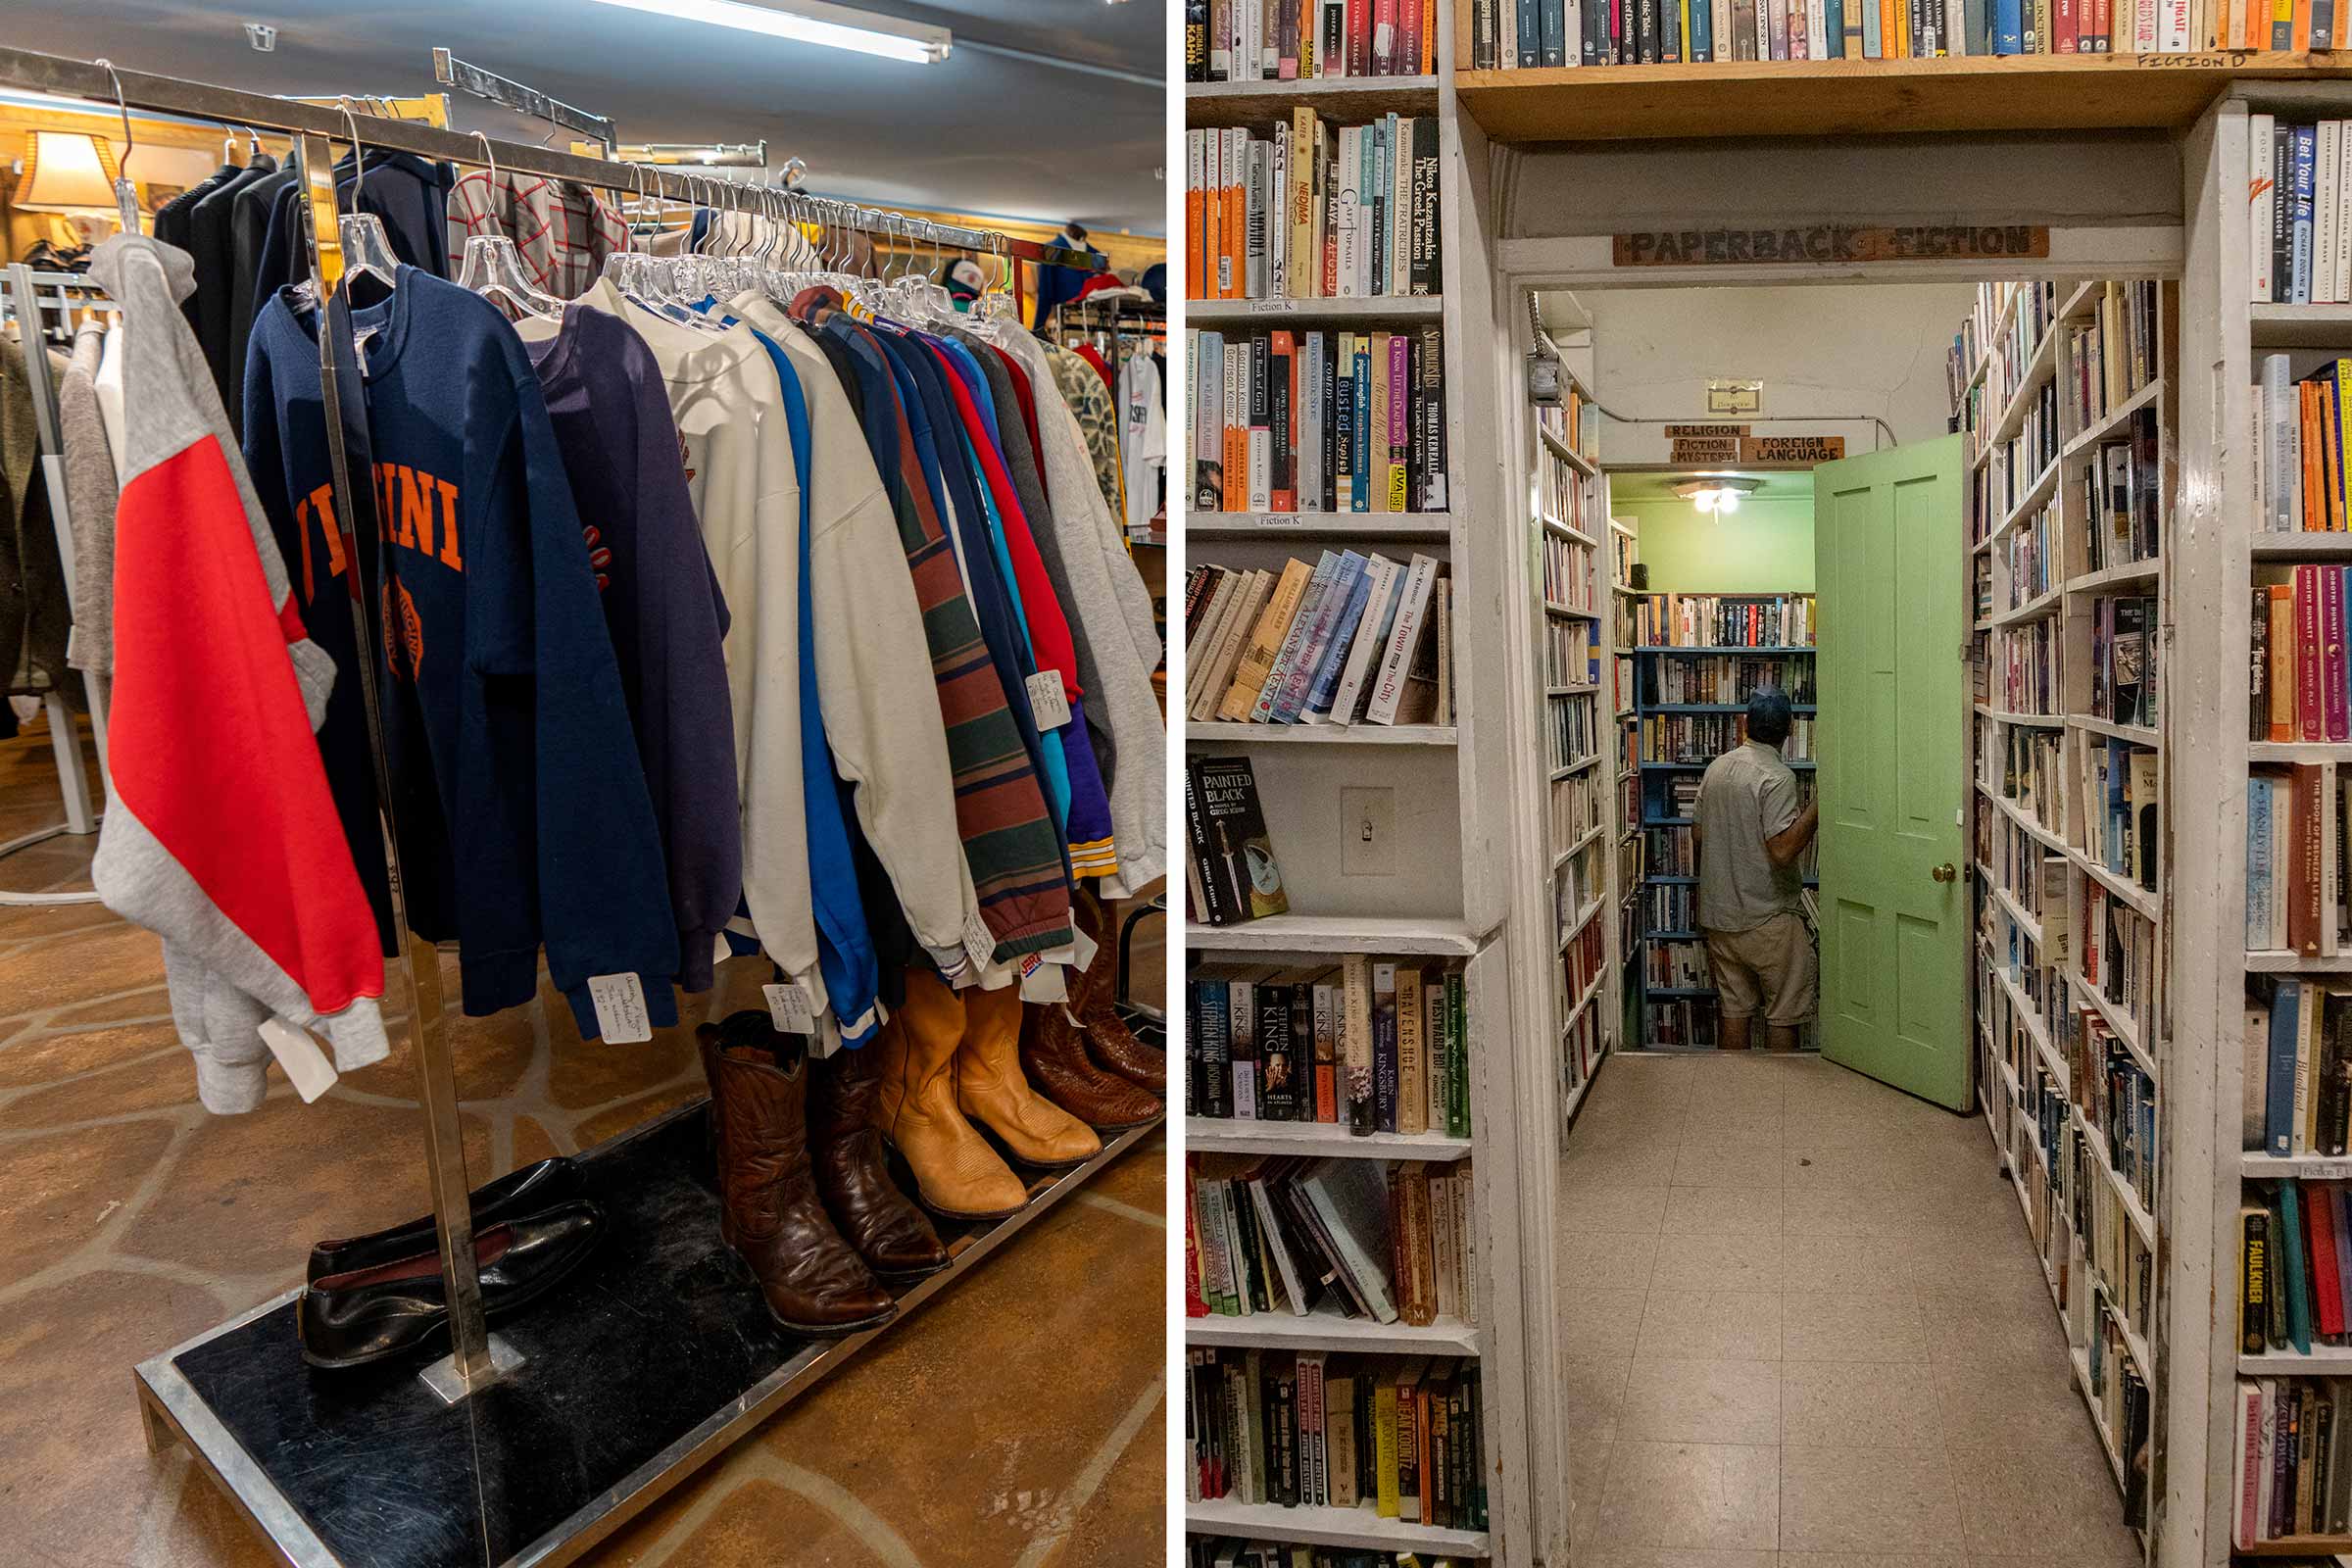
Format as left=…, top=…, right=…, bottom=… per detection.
left=1674, top=476, right=1761, bottom=515
left=580, top=0, right=952, bottom=63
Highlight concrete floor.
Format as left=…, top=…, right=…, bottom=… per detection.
left=0, top=712, right=1165, bottom=1568
left=1554, top=1051, right=2145, bottom=1568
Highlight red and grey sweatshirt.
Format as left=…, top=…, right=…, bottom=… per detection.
left=85, top=235, right=388, bottom=1111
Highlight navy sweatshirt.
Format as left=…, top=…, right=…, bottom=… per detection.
left=245, top=271, right=678, bottom=1037
left=524, top=304, right=740, bottom=993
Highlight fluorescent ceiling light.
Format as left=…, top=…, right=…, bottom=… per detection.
left=582, top=0, right=952, bottom=62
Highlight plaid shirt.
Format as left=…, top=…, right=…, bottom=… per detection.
left=444, top=171, right=626, bottom=301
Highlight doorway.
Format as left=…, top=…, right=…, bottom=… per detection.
left=1519, top=270, right=2167, bottom=1568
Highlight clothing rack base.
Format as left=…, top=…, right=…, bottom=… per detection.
left=135, top=1095, right=1163, bottom=1568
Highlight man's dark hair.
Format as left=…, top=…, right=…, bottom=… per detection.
left=1746, top=688, right=1793, bottom=746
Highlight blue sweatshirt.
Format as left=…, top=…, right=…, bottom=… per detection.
left=523, top=304, right=741, bottom=994
left=254, top=270, right=678, bottom=1037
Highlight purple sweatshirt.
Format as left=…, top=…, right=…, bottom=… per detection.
left=523, top=302, right=741, bottom=992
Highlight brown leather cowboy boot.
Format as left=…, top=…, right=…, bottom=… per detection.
left=1020, top=997, right=1164, bottom=1132
left=1065, top=946, right=1167, bottom=1096
left=870, top=969, right=1029, bottom=1219
left=808, top=1046, right=952, bottom=1282
left=699, top=1013, right=898, bottom=1336
left=955, top=983, right=1102, bottom=1168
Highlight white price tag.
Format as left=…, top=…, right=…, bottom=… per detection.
left=258, top=1017, right=338, bottom=1102
left=963, top=904, right=999, bottom=972
left=762, top=981, right=817, bottom=1034
left=586, top=973, right=653, bottom=1044
left=1018, top=954, right=1068, bottom=1004
left=1026, top=669, right=1072, bottom=730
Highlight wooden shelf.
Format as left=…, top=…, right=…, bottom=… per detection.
left=2250, top=301, right=2352, bottom=347
left=1988, top=318, right=2063, bottom=447
left=1541, top=512, right=1599, bottom=545
left=2238, top=1346, right=2352, bottom=1373
left=1185, top=721, right=1459, bottom=747
left=1188, top=511, right=1453, bottom=540
left=1544, top=601, right=1602, bottom=618
left=1974, top=705, right=2064, bottom=727
left=1189, top=295, right=1443, bottom=324
left=2070, top=712, right=2159, bottom=748
left=2251, top=529, right=2352, bottom=559
left=2250, top=740, right=2352, bottom=760
left=1635, top=644, right=1817, bottom=654
left=2068, top=556, right=2162, bottom=594
left=1988, top=582, right=2064, bottom=627
left=1186, top=1307, right=1483, bottom=1356
left=1189, top=913, right=1484, bottom=956
left=1185, top=1118, right=1474, bottom=1161
left=1184, top=1498, right=1490, bottom=1555
left=2062, top=380, right=2163, bottom=464
left=1558, top=897, right=1604, bottom=951
left=1991, top=456, right=2063, bottom=543
left=2245, top=949, right=2352, bottom=973
left=1449, top=53, right=2352, bottom=146
left=1184, top=74, right=1441, bottom=128
left=1541, top=426, right=1599, bottom=476
left=2240, top=1151, right=2352, bottom=1177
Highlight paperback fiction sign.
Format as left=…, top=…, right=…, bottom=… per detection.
left=1613, top=224, right=2050, bottom=268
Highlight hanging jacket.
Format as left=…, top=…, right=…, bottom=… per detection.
left=1042, top=343, right=1125, bottom=523
left=718, top=304, right=881, bottom=1044
left=59, top=319, right=117, bottom=680
left=994, top=329, right=1169, bottom=897
left=521, top=302, right=741, bottom=995
left=784, top=295, right=1073, bottom=965
left=84, top=233, right=388, bottom=1110
left=297, top=269, right=678, bottom=1037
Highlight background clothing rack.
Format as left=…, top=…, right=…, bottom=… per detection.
left=0, top=265, right=113, bottom=907
left=0, top=45, right=1144, bottom=1568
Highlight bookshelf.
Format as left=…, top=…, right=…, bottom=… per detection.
left=1624, top=605, right=1821, bottom=1050
left=1530, top=319, right=1617, bottom=1135
left=2173, top=86, right=2352, bottom=1567
left=1953, top=272, right=2170, bottom=1536
left=1180, top=5, right=1548, bottom=1556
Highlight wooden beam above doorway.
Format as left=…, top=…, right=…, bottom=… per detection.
left=1453, top=51, right=2352, bottom=144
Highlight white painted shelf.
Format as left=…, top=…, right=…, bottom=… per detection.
left=1189, top=913, right=1483, bottom=956
left=1186, top=1307, right=1483, bottom=1356
left=1185, top=1118, right=1474, bottom=1161
left=2250, top=302, right=2352, bottom=347
left=1183, top=1499, right=1491, bottom=1556
left=1188, top=511, right=1452, bottom=539
left=1189, top=295, right=1443, bottom=324
left=1186, top=721, right=1458, bottom=747
left=2250, top=529, right=2352, bottom=559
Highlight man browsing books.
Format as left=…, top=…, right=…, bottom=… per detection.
left=1692, top=690, right=1819, bottom=1053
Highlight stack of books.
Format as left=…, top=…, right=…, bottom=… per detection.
left=1185, top=1155, right=1476, bottom=1329
left=1186, top=554, right=1451, bottom=728
left=1185, top=1345, right=1487, bottom=1531
left=1184, top=0, right=1439, bottom=80
left=1185, top=114, right=1441, bottom=302
left=1190, top=329, right=1448, bottom=514
left=1188, top=956, right=1472, bottom=1138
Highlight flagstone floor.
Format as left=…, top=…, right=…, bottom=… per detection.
left=0, top=711, right=1165, bottom=1568
left=1554, top=1051, right=2146, bottom=1568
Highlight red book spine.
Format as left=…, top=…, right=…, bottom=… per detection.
left=2055, top=0, right=2079, bottom=47
left=2311, top=1184, right=2345, bottom=1337
left=2328, top=564, right=2349, bottom=742
left=2300, top=564, right=2326, bottom=742
left=1184, top=1162, right=1209, bottom=1317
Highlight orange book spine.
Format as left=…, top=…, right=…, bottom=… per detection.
left=1187, top=138, right=1207, bottom=302
left=2304, top=382, right=2328, bottom=532
left=2295, top=0, right=2314, bottom=45
left=1223, top=133, right=1246, bottom=300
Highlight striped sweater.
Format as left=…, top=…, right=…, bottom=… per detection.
left=791, top=291, right=1073, bottom=964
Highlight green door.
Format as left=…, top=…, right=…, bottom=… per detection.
left=1813, top=435, right=1971, bottom=1110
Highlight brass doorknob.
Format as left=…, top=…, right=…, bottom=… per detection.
left=1931, top=862, right=1957, bottom=883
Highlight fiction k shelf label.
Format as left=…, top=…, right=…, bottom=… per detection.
left=1614, top=225, right=2050, bottom=267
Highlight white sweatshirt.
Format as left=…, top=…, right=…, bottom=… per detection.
left=722, top=292, right=979, bottom=978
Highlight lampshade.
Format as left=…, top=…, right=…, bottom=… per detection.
left=15, top=129, right=122, bottom=214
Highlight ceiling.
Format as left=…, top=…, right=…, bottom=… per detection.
left=0, top=0, right=1166, bottom=235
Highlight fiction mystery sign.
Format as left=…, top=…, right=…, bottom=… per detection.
left=1614, top=224, right=2050, bottom=268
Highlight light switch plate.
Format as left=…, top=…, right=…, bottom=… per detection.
left=1340, top=787, right=1396, bottom=877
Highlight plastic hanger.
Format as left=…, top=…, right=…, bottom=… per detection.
left=455, top=134, right=563, bottom=320
left=334, top=99, right=402, bottom=291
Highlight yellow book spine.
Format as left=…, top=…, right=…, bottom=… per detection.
left=1374, top=1384, right=1401, bottom=1518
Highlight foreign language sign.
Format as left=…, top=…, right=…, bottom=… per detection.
left=1614, top=224, right=2051, bottom=268
left=1743, top=436, right=1845, bottom=463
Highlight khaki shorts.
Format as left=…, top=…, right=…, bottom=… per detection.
left=1704, top=912, right=1818, bottom=1026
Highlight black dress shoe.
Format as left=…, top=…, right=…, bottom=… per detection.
left=306, top=1157, right=583, bottom=1285
left=298, top=1200, right=603, bottom=1370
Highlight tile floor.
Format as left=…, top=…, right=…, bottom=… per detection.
left=0, top=715, right=1165, bottom=1568
left=1554, top=1051, right=2145, bottom=1568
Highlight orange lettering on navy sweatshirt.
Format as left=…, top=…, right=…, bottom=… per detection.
left=291, top=482, right=349, bottom=602
left=368, top=462, right=464, bottom=574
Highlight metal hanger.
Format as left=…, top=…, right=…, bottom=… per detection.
left=455, top=132, right=563, bottom=320
left=90, top=59, right=144, bottom=234
left=334, top=98, right=402, bottom=291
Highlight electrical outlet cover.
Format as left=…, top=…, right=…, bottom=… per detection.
left=1340, top=786, right=1396, bottom=877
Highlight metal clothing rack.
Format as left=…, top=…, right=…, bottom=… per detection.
left=0, top=45, right=1142, bottom=1568
left=0, top=266, right=113, bottom=906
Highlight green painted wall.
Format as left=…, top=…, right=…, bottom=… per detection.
left=1621, top=495, right=1815, bottom=594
